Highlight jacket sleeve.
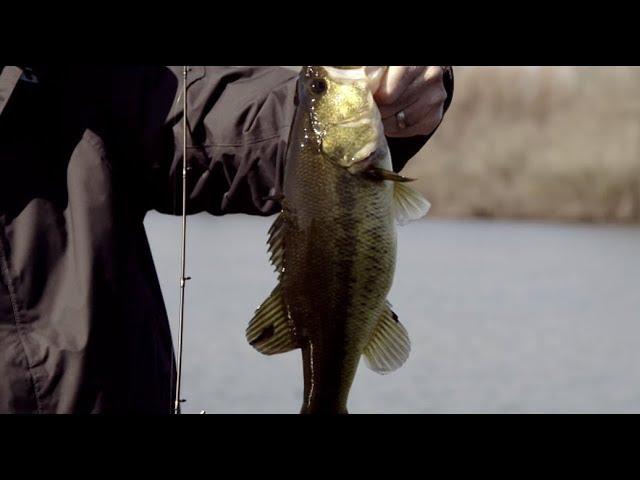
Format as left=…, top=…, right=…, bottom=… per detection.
left=153, top=66, right=454, bottom=217
left=152, top=66, right=298, bottom=217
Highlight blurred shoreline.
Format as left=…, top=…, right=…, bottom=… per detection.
left=402, top=66, right=640, bottom=224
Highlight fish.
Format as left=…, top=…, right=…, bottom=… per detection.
left=246, top=66, right=431, bottom=414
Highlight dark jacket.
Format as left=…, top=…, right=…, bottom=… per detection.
left=0, top=66, right=454, bottom=413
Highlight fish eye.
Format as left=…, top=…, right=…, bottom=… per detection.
left=309, top=78, right=328, bottom=96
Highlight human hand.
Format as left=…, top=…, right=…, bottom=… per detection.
left=370, top=66, right=448, bottom=138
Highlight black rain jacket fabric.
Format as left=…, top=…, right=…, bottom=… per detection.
left=0, top=66, right=454, bottom=413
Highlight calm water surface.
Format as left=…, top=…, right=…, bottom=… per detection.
left=144, top=213, right=640, bottom=414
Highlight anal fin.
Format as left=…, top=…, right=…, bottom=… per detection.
left=246, top=285, right=298, bottom=355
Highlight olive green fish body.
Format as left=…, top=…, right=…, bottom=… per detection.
left=282, top=110, right=396, bottom=413
left=246, top=66, right=430, bottom=414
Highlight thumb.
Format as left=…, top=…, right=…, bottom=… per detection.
left=365, top=66, right=387, bottom=93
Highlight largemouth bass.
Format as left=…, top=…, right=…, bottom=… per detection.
left=246, top=66, right=431, bottom=414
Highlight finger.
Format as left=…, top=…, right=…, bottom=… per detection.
left=378, top=66, right=444, bottom=120
left=365, top=66, right=386, bottom=92
left=424, top=65, right=445, bottom=84
left=374, top=66, right=425, bottom=108
left=385, top=107, right=444, bottom=138
left=383, top=74, right=447, bottom=133
left=383, top=95, right=445, bottom=138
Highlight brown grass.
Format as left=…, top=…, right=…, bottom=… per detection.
left=402, top=67, right=640, bottom=223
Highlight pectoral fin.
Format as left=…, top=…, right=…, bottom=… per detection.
left=246, top=285, right=298, bottom=355
left=393, top=182, right=431, bottom=226
left=363, top=302, right=411, bottom=374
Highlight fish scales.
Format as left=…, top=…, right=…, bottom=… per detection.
left=246, top=66, right=430, bottom=414
left=283, top=134, right=396, bottom=413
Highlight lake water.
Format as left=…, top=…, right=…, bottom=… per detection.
left=144, top=213, right=640, bottom=414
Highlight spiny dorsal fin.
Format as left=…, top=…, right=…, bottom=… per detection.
left=363, top=302, right=411, bottom=374
left=393, top=182, right=431, bottom=226
left=267, top=212, right=286, bottom=275
left=246, top=285, right=298, bottom=355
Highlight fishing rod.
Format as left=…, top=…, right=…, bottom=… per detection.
left=173, top=65, right=191, bottom=415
